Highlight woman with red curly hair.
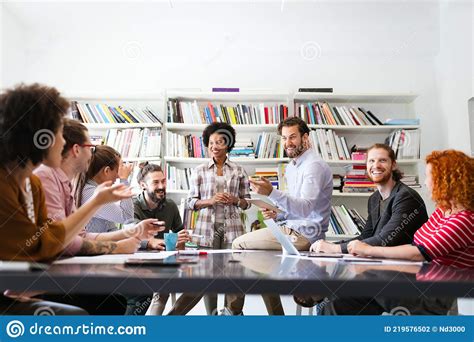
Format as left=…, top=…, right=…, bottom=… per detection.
left=349, top=150, right=474, bottom=268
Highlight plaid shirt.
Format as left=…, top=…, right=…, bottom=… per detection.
left=187, top=158, right=251, bottom=247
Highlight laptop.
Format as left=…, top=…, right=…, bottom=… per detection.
left=264, top=219, right=343, bottom=258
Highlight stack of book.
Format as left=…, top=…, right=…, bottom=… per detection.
left=401, top=175, right=421, bottom=189
left=229, top=139, right=255, bottom=158
left=342, top=163, right=376, bottom=193
left=166, top=165, right=193, bottom=191
left=104, top=128, right=161, bottom=158
left=310, top=129, right=351, bottom=160
left=329, top=205, right=366, bottom=236
left=167, top=99, right=289, bottom=125
left=386, top=129, right=420, bottom=159
left=178, top=198, right=199, bottom=230
left=72, top=101, right=162, bottom=124
left=295, top=102, right=383, bottom=126
left=253, top=167, right=280, bottom=189
left=166, top=132, right=208, bottom=158
left=255, top=133, right=285, bottom=159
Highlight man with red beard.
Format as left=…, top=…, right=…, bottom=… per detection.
left=295, top=143, right=428, bottom=309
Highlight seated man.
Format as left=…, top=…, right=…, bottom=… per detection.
left=225, top=117, right=333, bottom=315
left=128, top=162, right=192, bottom=315
left=295, top=143, right=429, bottom=308
left=329, top=149, right=472, bottom=315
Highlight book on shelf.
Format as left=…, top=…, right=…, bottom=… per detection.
left=167, top=99, right=289, bottom=125
left=71, top=101, right=162, bottom=124
left=229, top=139, right=255, bottom=158
left=255, top=133, right=285, bottom=159
left=166, top=131, right=208, bottom=158
left=386, top=129, right=420, bottom=159
left=384, top=118, right=420, bottom=126
left=342, top=164, right=376, bottom=193
left=310, top=129, right=351, bottom=160
left=294, top=102, right=384, bottom=126
left=400, top=175, right=421, bottom=189
left=103, top=128, right=161, bottom=159
left=328, top=205, right=365, bottom=236
left=178, top=198, right=199, bottom=230
left=253, top=167, right=280, bottom=189
left=166, top=165, right=193, bottom=191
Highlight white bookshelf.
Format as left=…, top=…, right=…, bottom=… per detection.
left=294, top=92, right=421, bottom=240
left=70, top=90, right=421, bottom=242
left=67, top=93, right=165, bottom=164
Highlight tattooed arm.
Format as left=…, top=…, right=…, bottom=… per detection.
left=77, top=239, right=118, bottom=256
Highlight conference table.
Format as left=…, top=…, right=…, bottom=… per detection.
left=0, top=251, right=472, bottom=299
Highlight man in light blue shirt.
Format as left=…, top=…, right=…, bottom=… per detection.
left=224, top=117, right=332, bottom=315
left=234, top=117, right=333, bottom=250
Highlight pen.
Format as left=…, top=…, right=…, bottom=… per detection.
left=178, top=250, right=208, bottom=255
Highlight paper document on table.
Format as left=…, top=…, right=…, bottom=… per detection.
left=281, top=254, right=423, bottom=265
left=247, top=199, right=283, bottom=213
left=54, top=251, right=178, bottom=264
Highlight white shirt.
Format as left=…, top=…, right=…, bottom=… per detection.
left=268, top=149, right=333, bottom=243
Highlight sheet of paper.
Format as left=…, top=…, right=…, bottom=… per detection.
left=54, top=251, right=178, bottom=264
left=279, top=254, right=422, bottom=265
left=247, top=199, right=283, bottom=213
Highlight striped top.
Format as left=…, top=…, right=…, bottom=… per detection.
left=80, top=179, right=134, bottom=233
left=413, top=208, right=474, bottom=268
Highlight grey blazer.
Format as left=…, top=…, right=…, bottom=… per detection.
left=339, top=181, right=428, bottom=253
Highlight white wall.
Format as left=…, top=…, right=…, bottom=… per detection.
left=1, top=4, right=27, bottom=88
left=2, top=1, right=448, bottom=152
left=434, top=0, right=473, bottom=154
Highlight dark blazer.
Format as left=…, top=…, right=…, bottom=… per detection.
left=339, top=182, right=428, bottom=253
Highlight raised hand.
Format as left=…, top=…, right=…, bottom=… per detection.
left=93, top=181, right=132, bottom=205
left=118, top=162, right=134, bottom=180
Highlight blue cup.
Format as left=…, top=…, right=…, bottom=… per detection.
left=164, top=232, right=178, bottom=251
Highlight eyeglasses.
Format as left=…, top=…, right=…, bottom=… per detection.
left=79, top=144, right=96, bottom=153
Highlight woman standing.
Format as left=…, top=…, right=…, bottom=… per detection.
left=187, top=122, right=251, bottom=314
left=187, top=122, right=251, bottom=249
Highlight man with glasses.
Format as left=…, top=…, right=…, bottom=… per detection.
left=35, top=118, right=160, bottom=256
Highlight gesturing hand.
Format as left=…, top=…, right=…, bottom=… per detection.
left=249, top=177, right=273, bottom=196
left=93, top=181, right=132, bottom=205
